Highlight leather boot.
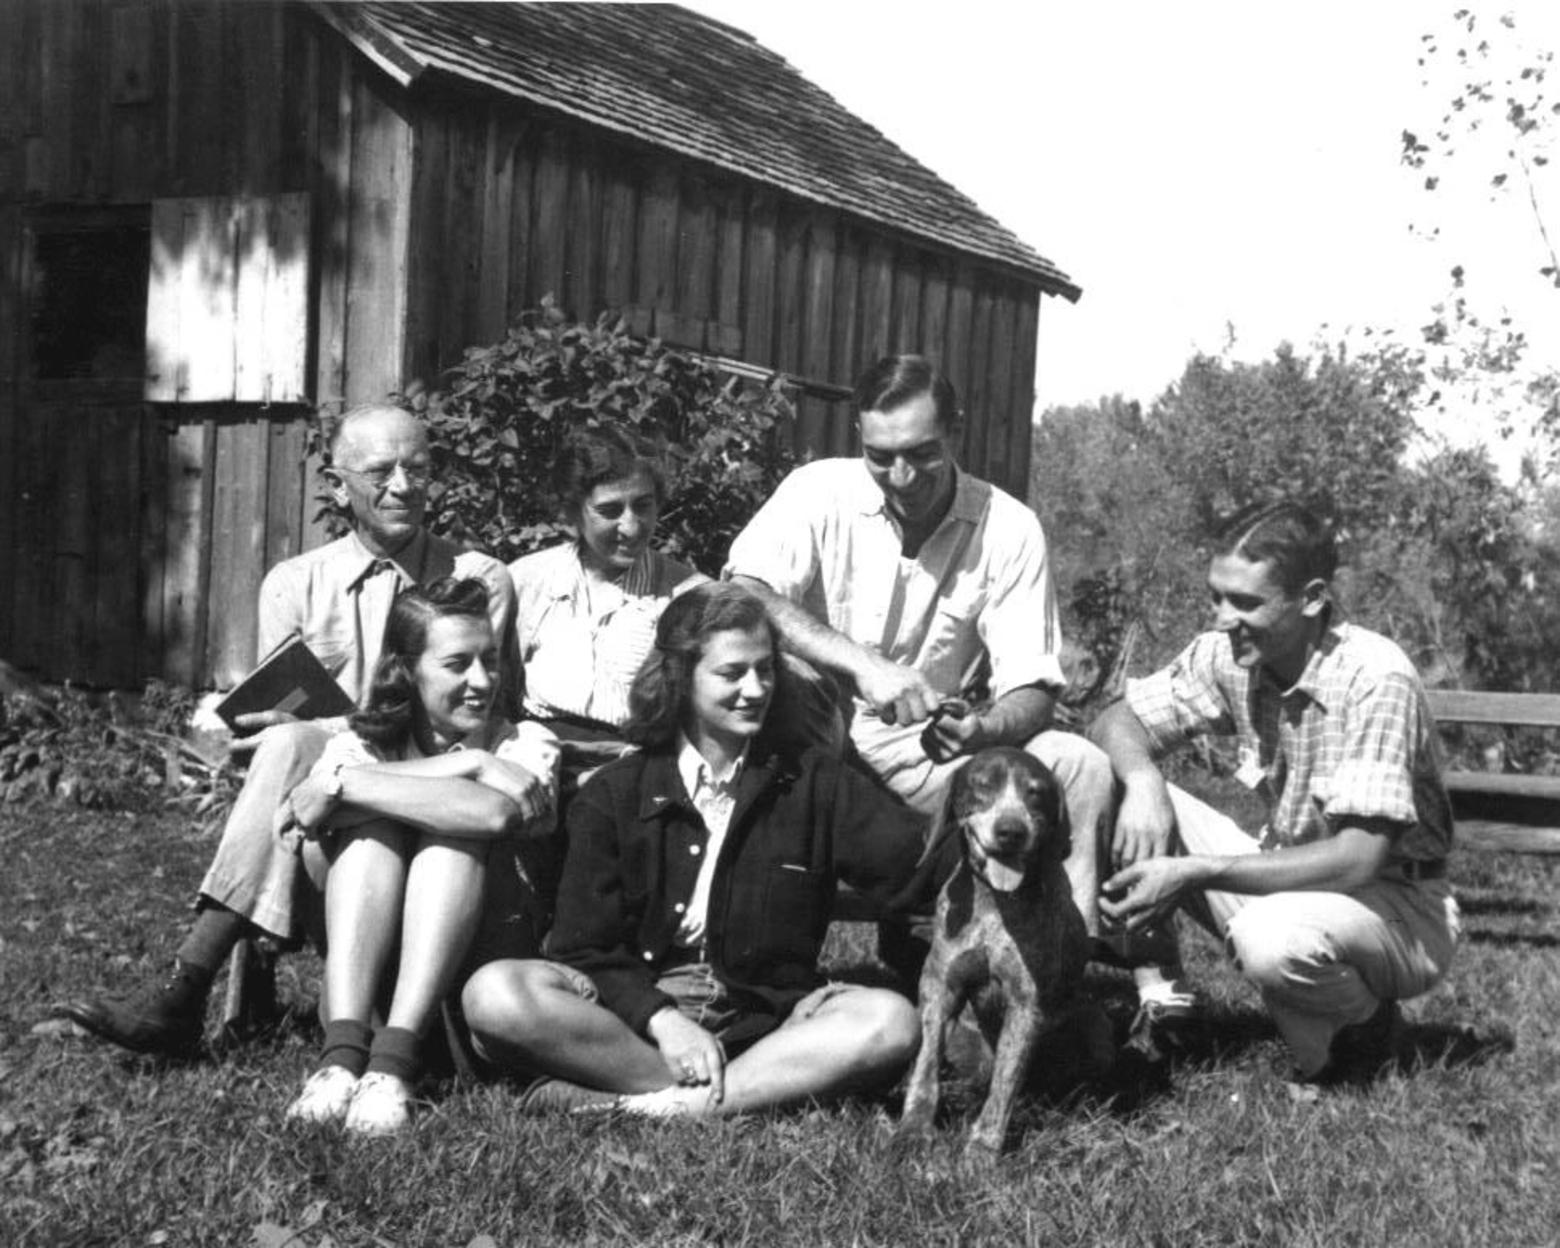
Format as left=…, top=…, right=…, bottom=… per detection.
left=55, top=959, right=211, bottom=1056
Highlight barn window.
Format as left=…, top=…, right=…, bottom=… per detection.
left=27, top=209, right=151, bottom=384
left=144, top=193, right=311, bottom=404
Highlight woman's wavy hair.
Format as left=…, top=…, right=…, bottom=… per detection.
left=1214, top=501, right=1338, bottom=594
left=623, top=581, right=790, bottom=752
left=553, top=425, right=667, bottom=518
left=350, top=576, right=493, bottom=750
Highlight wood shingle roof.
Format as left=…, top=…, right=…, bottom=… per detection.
left=313, top=1, right=1080, bottom=300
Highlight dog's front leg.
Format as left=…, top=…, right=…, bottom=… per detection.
left=967, top=1007, right=1043, bottom=1159
left=897, top=973, right=957, bottom=1142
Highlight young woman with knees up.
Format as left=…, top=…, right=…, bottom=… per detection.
left=282, top=578, right=558, bottom=1134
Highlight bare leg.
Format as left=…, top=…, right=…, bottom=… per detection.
left=461, top=959, right=674, bottom=1093
left=383, top=835, right=486, bottom=1035
left=714, top=986, right=918, bottom=1115
left=323, top=822, right=411, bottom=1025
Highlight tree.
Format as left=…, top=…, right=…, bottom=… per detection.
left=1147, top=343, right=1416, bottom=540
left=1400, top=7, right=1560, bottom=462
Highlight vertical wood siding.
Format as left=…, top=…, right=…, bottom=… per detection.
left=0, top=3, right=391, bottom=687
left=2, top=3, right=1050, bottom=690
left=404, top=94, right=1045, bottom=498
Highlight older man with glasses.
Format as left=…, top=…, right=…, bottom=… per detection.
left=57, top=403, right=528, bottom=1057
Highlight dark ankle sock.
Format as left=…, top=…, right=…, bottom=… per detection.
left=175, top=905, right=249, bottom=975
left=365, top=1026, right=421, bottom=1084
left=320, top=1019, right=373, bottom=1077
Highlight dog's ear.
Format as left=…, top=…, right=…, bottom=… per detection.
left=917, top=765, right=965, bottom=871
left=1038, top=767, right=1070, bottom=861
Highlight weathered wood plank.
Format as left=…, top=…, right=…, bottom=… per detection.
left=207, top=415, right=268, bottom=684
left=159, top=414, right=213, bottom=687
left=668, top=174, right=716, bottom=347
left=919, top=260, right=950, bottom=358
left=943, top=266, right=975, bottom=443
left=443, top=105, right=486, bottom=365
left=964, top=287, right=994, bottom=476
left=1442, top=771, right=1560, bottom=802
left=530, top=128, right=571, bottom=310
left=635, top=163, right=678, bottom=333
left=891, top=264, right=921, bottom=355
left=1456, top=820, right=1560, bottom=855
left=1006, top=294, right=1039, bottom=501
left=984, top=287, right=1018, bottom=496
left=598, top=150, right=637, bottom=319
left=565, top=138, right=600, bottom=325
left=829, top=231, right=860, bottom=412
left=175, top=1, right=224, bottom=194
left=741, top=191, right=777, bottom=366
left=278, top=5, right=315, bottom=188
left=265, top=412, right=309, bottom=575
left=343, top=72, right=411, bottom=404
left=711, top=182, right=744, bottom=355
left=0, top=206, right=19, bottom=659
left=476, top=110, right=518, bottom=343
left=38, top=0, right=75, bottom=198
left=773, top=205, right=805, bottom=375
left=91, top=406, right=142, bottom=686
left=74, top=0, right=110, bottom=201
left=1428, top=689, right=1560, bottom=728
left=798, top=210, right=836, bottom=451
left=312, top=39, right=350, bottom=413
left=403, top=107, right=447, bottom=389
left=858, top=238, right=892, bottom=365
left=234, top=194, right=310, bottom=404
left=11, top=403, right=48, bottom=672
left=55, top=409, right=95, bottom=679
left=110, top=4, right=155, bottom=106
left=138, top=408, right=172, bottom=685
left=505, top=121, right=535, bottom=321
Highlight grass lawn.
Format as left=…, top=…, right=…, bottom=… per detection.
left=3, top=795, right=1557, bottom=1247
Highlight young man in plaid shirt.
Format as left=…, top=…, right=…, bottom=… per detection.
left=1090, top=502, right=1459, bottom=1082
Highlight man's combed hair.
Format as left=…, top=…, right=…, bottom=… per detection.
left=1215, top=501, right=1338, bottom=593
left=352, top=577, right=492, bottom=750
left=623, top=581, right=781, bottom=752
left=853, top=354, right=960, bottom=429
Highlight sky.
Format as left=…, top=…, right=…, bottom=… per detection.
left=679, top=1, right=1559, bottom=461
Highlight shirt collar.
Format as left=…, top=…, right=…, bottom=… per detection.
left=1260, top=620, right=1346, bottom=709
left=344, top=527, right=429, bottom=593
left=675, top=732, right=746, bottom=797
left=853, top=461, right=980, bottom=528
left=542, top=543, right=656, bottom=601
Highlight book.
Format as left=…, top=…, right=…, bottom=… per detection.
left=214, top=633, right=355, bottom=732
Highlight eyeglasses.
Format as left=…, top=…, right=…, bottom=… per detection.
left=331, top=462, right=431, bottom=490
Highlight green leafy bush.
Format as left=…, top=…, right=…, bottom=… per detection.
left=399, top=298, right=797, bottom=575
left=0, top=681, right=236, bottom=813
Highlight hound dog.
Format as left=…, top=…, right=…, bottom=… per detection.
left=896, top=746, right=1108, bottom=1157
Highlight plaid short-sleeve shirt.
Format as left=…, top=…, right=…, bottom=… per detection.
left=1125, top=622, right=1453, bottom=862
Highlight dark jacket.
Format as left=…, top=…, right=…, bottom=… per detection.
left=546, top=738, right=954, bottom=1045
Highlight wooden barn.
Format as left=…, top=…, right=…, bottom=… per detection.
left=0, top=0, right=1080, bottom=692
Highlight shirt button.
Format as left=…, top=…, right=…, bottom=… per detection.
left=673, top=902, right=686, bottom=914
left=641, top=951, right=654, bottom=962
left=689, top=844, right=701, bottom=856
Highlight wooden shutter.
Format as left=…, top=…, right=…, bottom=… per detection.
left=145, top=193, right=310, bottom=403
